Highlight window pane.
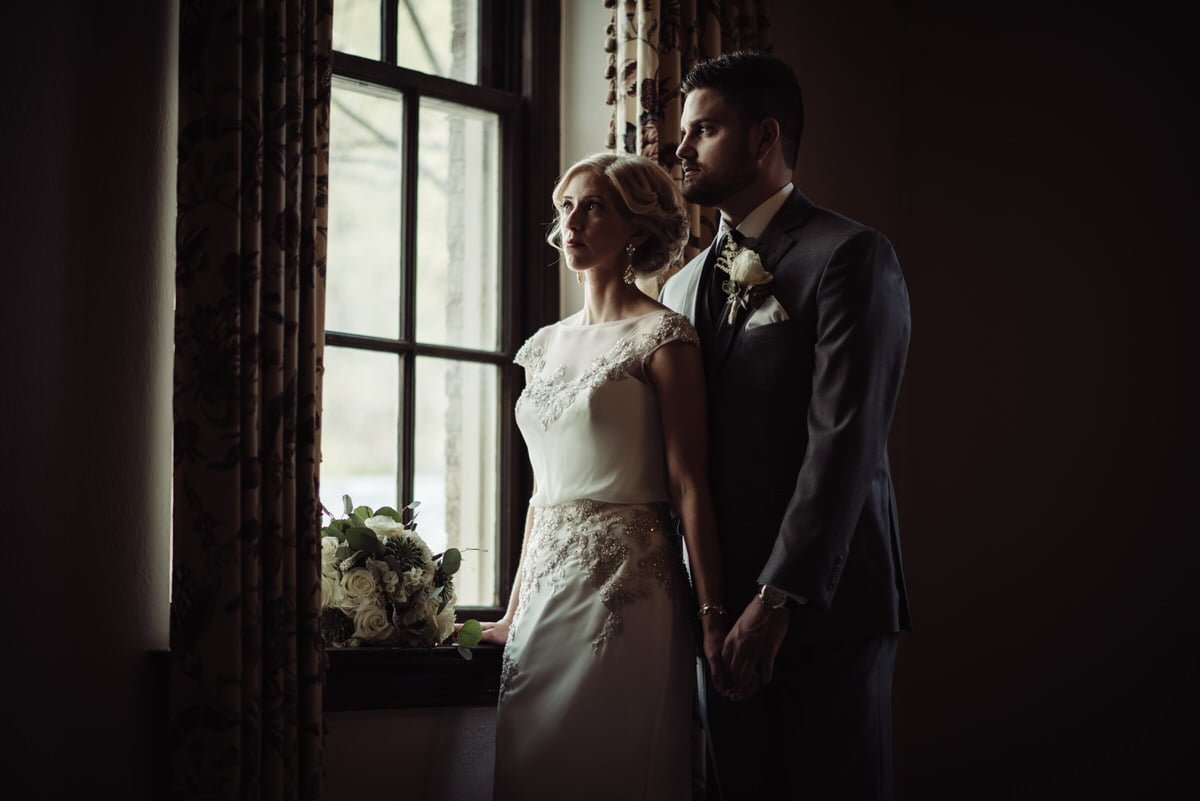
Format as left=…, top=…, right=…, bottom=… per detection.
left=327, top=79, right=402, bottom=339
left=414, top=357, right=498, bottom=606
left=397, top=0, right=479, bottom=83
left=320, top=346, right=400, bottom=515
left=332, top=0, right=381, bottom=60
left=416, top=98, right=500, bottom=350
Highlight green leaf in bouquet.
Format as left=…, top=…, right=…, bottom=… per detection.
left=320, top=526, right=342, bottom=541
left=456, top=645, right=473, bottom=661
left=331, top=519, right=350, bottom=533
left=440, top=547, right=462, bottom=576
left=348, top=512, right=366, bottom=528
left=353, top=505, right=374, bottom=521
left=344, top=526, right=383, bottom=557
left=342, top=494, right=354, bottom=516
left=457, top=618, right=483, bottom=648
left=374, top=506, right=403, bottom=522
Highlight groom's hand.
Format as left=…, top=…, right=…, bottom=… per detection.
left=721, top=600, right=789, bottom=700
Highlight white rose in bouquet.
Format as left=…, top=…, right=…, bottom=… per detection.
left=363, top=514, right=410, bottom=538
left=320, top=536, right=344, bottom=609
left=340, top=567, right=377, bottom=607
left=353, top=603, right=396, bottom=643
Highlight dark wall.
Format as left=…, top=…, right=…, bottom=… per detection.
left=1, top=2, right=176, bottom=798
left=774, top=2, right=1197, bottom=798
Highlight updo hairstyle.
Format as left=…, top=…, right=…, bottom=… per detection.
left=547, top=153, right=689, bottom=277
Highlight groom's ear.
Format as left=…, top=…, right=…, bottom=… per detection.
left=752, top=117, right=783, bottom=164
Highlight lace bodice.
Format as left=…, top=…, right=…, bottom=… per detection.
left=514, top=309, right=699, bottom=507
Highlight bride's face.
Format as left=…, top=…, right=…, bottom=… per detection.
left=557, top=171, right=637, bottom=277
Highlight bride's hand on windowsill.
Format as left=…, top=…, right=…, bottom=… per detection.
left=459, top=618, right=511, bottom=646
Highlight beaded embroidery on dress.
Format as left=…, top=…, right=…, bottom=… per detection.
left=494, top=309, right=698, bottom=801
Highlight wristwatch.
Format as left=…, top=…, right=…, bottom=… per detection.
left=757, top=583, right=789, bottom=610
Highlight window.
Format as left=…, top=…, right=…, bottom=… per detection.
left=322, top=0, right=560, bottom=614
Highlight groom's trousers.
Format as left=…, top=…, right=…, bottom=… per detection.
left=703, top=633, right=898, bottom=801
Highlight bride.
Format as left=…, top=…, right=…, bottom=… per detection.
left=480, top=152, right=729, bottom=801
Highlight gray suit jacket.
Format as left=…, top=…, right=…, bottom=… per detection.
left=662, top=189, right=911, bottom=645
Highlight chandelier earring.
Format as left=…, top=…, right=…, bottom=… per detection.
left=623, top=243, right=637, bottom=285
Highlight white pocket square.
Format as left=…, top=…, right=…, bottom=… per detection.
left=744, top=294, right=790, bottom=330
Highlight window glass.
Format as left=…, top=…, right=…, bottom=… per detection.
left=327, top=78, right=403, bottom=339
left=416, top=98, right=500, bottom=350
left=414, top=356, right=499, bottom=606
left=332, top=0, right=381, bottom=60
left=397, top=0, right=479, bottom=83
left=320, top=346, right=401, bottom=514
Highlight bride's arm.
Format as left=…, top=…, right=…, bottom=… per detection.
left=477, top=499, right=535, bottom=645
left=645, top=340, right=729, bottom=692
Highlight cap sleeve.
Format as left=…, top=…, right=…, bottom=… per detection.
left=637, top=310, right=700, bottom=372
left=514, top=326, right=550, bottom=375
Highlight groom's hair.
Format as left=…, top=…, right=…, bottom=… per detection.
left=681, top=51, right=804, bottom=169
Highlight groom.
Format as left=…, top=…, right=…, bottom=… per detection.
left=661, top=52, right=911, bottom=800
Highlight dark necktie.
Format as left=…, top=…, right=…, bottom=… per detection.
left=707, top=227, right=742, bottom=327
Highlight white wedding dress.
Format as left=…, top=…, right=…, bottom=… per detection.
left=493, top=308, right=699, bottom=801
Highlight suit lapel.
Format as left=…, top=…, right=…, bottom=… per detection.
left=709, top=190, right=815, bottom=375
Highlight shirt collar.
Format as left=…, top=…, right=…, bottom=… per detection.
left=719, top=182, right=795, bottom=241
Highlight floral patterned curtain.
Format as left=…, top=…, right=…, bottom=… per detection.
left=605, top=0, right=772, bottom=293
left=170, top=0, right=332, bottom=799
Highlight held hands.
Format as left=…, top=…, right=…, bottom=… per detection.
left=720, top=598, right=789, bottom=701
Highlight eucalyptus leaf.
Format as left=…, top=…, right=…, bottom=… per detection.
left=374, top=505, right=403, bottom=522
left=342, top=495, right=354, bottom=516
left=440, top=548, right=462, bottom=576
left=349, top=513, right=365, bottom=528
left=353, top=505, right=373, bottom=521
left=344, top=526, right=383, bottom=557
left=456, top=645, right=473, bottom=661
left=457, top=618, right=483, bottom=648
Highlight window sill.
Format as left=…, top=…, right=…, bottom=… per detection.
left=324, top=644, right=502, bottom=711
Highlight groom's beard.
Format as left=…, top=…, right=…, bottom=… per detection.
left=681, top=159, right=757, bottom=208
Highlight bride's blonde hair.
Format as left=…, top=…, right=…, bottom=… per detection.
left=547, top=153, right=689, bottom=277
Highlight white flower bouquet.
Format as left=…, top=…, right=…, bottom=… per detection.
left=319, top=495, right=482, bottom=656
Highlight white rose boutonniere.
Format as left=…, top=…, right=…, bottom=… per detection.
left=721, top=246, right=773, bottom=324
